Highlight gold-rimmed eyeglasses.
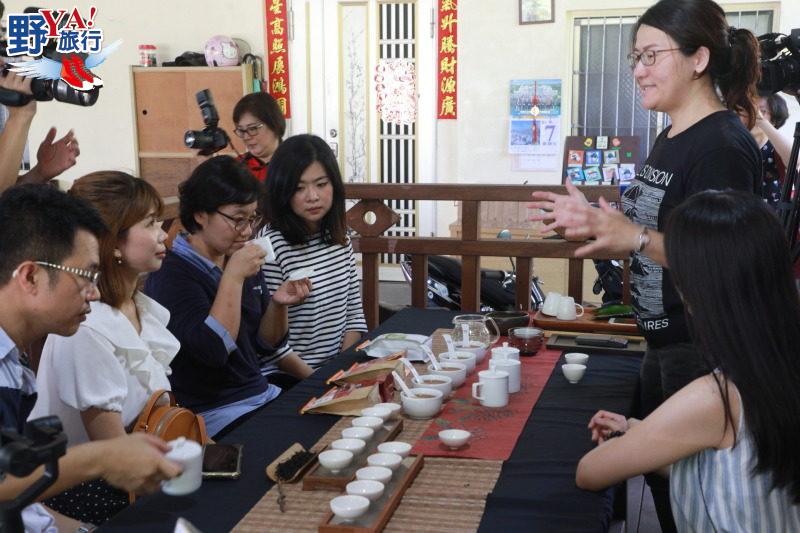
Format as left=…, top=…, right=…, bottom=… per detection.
left=35, top=261, right=100, bottom=286
left=215, top=210, right=262, bottom=232
left=626, top=48, right=681, bottom=69
left=233, top=123, right=266, bottom=138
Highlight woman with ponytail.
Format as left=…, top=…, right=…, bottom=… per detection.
left=529, top=0, right=762, bottom=529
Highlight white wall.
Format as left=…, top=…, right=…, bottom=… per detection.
left=4, top=0, right=799, bottom=199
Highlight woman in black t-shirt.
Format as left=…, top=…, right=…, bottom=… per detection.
left=530, top=1, right=762, bottom=530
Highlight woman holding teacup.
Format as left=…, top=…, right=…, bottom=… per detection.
left=144, top=156, right=311, bottom=436
left=255, top=134, right=367, bottom=389
left=529, top=1, right=762, bottom=528
left=576, top=191, right=800, bottom=530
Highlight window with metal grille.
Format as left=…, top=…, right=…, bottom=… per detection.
left=379, top=2, right=417, bottom=265
left=572, top=10, right=773, bottom=153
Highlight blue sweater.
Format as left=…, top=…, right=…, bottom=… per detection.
left=144, top=251, right=278, bottom=412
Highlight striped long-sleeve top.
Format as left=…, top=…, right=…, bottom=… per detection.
left=257, top=226, right=368, bottom=371
left=670, top=387, right=800, bottom=532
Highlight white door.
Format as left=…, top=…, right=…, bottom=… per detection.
left=297, top=0, right=436, bottom=280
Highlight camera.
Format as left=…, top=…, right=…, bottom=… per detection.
left=184, top=89, right=230, bottom=156
left=758, top=29, right=800, bottom=95
left=0, top=5, right=100, bottom=107
left=0, top=66, right=100, bottom=107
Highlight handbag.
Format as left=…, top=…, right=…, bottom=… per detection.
left=133, top=389, right=209, bottom=445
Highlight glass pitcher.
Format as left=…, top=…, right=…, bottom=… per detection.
left=451, top=314, right=500, bottom=349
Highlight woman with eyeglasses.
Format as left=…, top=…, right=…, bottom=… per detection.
left=232, top=92, right=286, bottom=182
left=30, top=172, right=178, bottom=524
left=529, top=0, right=762, bottom=530
left=144, top=156, right=311, bottom=437
left=254, top=135, right=367, bottom=389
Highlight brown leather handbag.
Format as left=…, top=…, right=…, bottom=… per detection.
left=133, top=389, right=209, bottom=445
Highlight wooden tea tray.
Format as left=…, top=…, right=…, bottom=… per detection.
left=318, top=454, right=424, bottom=533
left=546, top=333, right=647, bottom=356
left=533, top=309, right=640, bottom=335
left=265, top=442, right=318, bottom=483
left=303, top=419, right=404, bottom=491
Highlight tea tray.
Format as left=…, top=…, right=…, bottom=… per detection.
left=303, top=419, right=403, bottom=491
left=533, top=309, right=640, bottom=335
left=547, top=333, right=647, bottom=356
left=318, top=454, right=424, bottom=532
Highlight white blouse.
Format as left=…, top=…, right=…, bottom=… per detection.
left=29, top=292, right=178, bottom=447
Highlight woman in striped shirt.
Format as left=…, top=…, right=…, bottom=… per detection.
left=256, top=134, right=367, bottom=388
left=576, top=191, right=800, bottom=531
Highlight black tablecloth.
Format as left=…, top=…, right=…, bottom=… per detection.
left=103, top=308, right=640, bottom=532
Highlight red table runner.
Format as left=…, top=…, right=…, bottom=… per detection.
left=410, top=344, right=561, bottom=460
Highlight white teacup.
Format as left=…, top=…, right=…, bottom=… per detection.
left=556, top=296, right=584, bottom=321
left=162, top=438, right=203, bottom=496
left=439, top=350, right=477, bottom=373
left=541, top=291, right=563, bottom=316
left=427, top=362, right=467, bottom=388
left=562, top=363, right=586, bottom=384
left=565, top=352, right=589, bottom=365
left=412, top=374, right=453, bottom=397
left=374, top=402, right=402, bottom=420
left=360, top=406, right=392, bottom=421
left=490, top=358, right=521, bottom=394
left=471, top=369, right=509, bottom=408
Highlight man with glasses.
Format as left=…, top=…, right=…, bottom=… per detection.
left=0, top=185, right=181, bottom=531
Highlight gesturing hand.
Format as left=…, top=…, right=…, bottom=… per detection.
left=272, top=278, right=312, bottom=305
left=35, top=128, right=80, bottom=180
left=588, top=410, right=629, bottom=444
left=528, top=181, right=592, bottom=241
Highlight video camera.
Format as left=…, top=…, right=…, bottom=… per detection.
left=0, top=417, right=67, bottom=533
left=0, top=5, right=100, bottom=107
left=758, top=28, right=800, bottom=95
left=184, top=89, right=230, bottom=156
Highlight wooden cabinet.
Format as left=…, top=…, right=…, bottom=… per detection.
left=131, top=65, right=254, bottom=198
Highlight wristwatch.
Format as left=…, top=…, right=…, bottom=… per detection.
left=635, top=226, right=650, bottom=253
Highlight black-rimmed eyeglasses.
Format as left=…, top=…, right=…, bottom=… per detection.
left=215, top=210, right=262, bottom=232
left=626, top=48, right=681, bottom=69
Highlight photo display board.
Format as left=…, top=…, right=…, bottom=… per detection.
left=562, top=135, right=642, bottom=186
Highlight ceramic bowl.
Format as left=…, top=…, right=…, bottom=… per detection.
left=565, top=352, right=589, bottom=365
left=411, top=374, right=453, bottom=397
left=377, top=441, right=412, bottom=458
left=486, top=311, right=530, bottom=336
left=374, top=402, right=402, bottom=420
left=351, top=416, right=384, bottom=431
left=438, top=429, right=471, bottom=449
left=346, top=479, right=385, bottom=501
left=341, top=426, right=374, bottom=441
left=400, top=388, right=444, bottom=419
left=452, top=342, right=487, bottom=363
left=330, top=494, right=370, bottom=520
left=439, top=351, right=477, bottom=373
left=367, top=452, right=403, bottom=471
left=562, top=363, right=587, bottom=384
left=355, top=466, right=393, bottom=484
left=360, top=406, right=392, bottom=421
left=330, top=438, right=366, bottom=455
left=427, top=362, right=467, bottom=388
left=318, top=449, right=354, bottom=473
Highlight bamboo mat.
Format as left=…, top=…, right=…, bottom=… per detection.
left=233, top=410, right=502, bottom=532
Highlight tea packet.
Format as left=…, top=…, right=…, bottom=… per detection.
left=327, top=351, right=406, bottom=386
left=300, top=383, right=384, bottom=416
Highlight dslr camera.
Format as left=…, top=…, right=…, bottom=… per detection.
left=0, top=5, right=100, bottom=107
left=184, top=89, right=230, bottom=156
left=758, top=28, right=800, bottom=95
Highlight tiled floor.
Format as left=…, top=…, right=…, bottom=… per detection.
left=377, top=281, right=663, bottom=533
